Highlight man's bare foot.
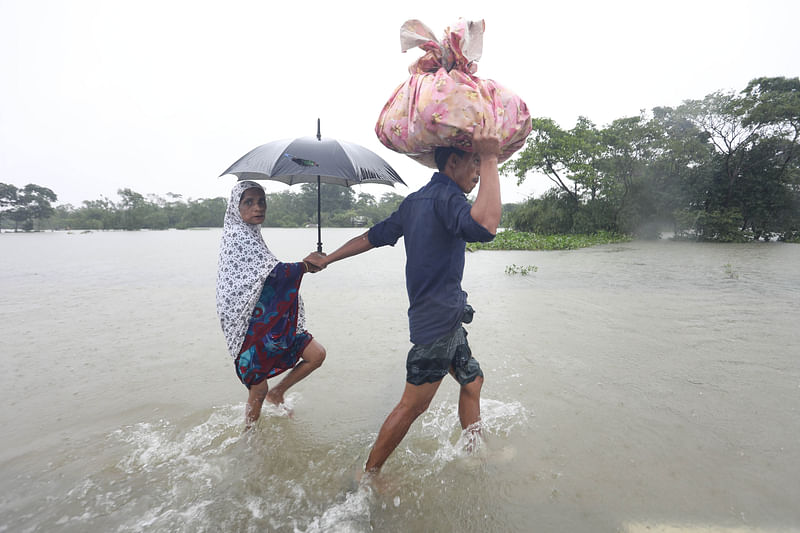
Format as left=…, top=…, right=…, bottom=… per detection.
left=357, top=469, right=394, bottom=496
left=462, top=421, right=484, bottom=454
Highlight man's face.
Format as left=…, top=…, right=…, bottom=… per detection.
left=238, top=187, right=266, bottom=224
left=450, top=153, right=481, bottom=194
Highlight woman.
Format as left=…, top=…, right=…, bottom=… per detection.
left=216, top=181, right=326, bottom=428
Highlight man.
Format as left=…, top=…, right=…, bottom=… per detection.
left=313, top=122, right=502, bottom=472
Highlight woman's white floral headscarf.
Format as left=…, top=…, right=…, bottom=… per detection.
left=216, top=181, right=305, bottom=357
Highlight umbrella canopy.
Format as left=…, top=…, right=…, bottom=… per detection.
left=221, top=136, right=405, bottom=188
left=220, top=122, right=405, bottom=252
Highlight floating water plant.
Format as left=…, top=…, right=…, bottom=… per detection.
left=505, top=264, right=538, bottom=276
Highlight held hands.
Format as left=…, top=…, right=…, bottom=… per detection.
left=303, top=252, right=327, bottom=273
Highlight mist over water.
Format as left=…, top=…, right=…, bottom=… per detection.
left=1, top=228, right=798, bottom=532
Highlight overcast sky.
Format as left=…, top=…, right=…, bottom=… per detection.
left=1, top=0, right=798, bottom=207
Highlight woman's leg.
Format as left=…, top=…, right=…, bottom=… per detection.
left=245, top=378, right=269, bottom=429
left=266, top=339, right=326, bottom=405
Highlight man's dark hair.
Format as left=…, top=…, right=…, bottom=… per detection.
left=434, top=146, right=466, bottom=173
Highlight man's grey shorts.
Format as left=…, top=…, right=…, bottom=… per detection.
left=406, top=306, right=483, bottom=386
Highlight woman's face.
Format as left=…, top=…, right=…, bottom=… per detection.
left=238, top=187, right=266, bottom=225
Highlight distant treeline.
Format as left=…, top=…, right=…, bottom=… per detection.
left=0, top=182, right=408, bottom=231
left=2, top=77, right=799, bottom=241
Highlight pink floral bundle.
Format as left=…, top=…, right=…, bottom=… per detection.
left=375, top=19, right=532, bottom=168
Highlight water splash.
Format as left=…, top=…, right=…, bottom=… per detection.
left=295, top=397, right=528, bottom=532
left=411, top=397, right=529, bottom=469
left=3, top=395, right=527, bottom=532
left=297, top=482, right=376, bottom=533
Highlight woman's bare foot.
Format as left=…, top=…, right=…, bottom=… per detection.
left=266, top=389, right=294, bottom=417
left=265, top=389, right=284, bottom=406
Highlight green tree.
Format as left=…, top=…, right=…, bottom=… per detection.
left=740, top=77, right=800, bottom=239
left=506, top=189, right=577, bottom=233
left=80, top=197, right=118, bottom=229
left=263, top=190, right=306, bottom=227
left=6, top=184, right=58, bottom=231
left=296, top=183, right=356, bottom=227
left=177, top=197, right=226, bottom=228
left=678, top=90, right=762, bottom=210
left=595, top=115, right=660, bottom=234
left=0, top=183, right=19, bottom=229
left=373, top=191, right=405, bottom=221
left=117, top=188, right=146, bottom=230
left=646, top=106, right=714, bottom=230
left=673, top=77, right=800, bottom=240
left=503, top=116, right=601, bottom=203
left=503, top=77, right=800, bottom=240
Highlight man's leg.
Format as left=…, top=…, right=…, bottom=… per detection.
left=267, top=339, right=326, bottom=405
left=365, top=380, right=442, bottom=472
left=458, top=375, right=483, bottom=451
left=457, top=374, right=483, bottom=429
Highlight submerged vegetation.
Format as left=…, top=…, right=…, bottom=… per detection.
left=505, top=264, right=538, bottom=275
left=723, top=263, right=740, bottom=280
left=468, top=230, right=632, bottom=251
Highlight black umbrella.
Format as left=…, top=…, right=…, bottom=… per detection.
left=221, top=119, right=405, bottom=252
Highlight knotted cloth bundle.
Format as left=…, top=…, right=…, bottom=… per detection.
left=375, top=19, right=532, bottom=168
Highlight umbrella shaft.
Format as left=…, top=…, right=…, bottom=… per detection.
left=317, top=176, right=322, bottom=253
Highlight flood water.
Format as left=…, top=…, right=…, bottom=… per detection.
left=1, top=228, right=799, bottom=533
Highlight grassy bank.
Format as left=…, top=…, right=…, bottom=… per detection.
left=467, top=230, right=632, bottom=251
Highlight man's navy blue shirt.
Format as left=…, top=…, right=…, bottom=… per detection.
left=368, top=172, right=495, bottom=345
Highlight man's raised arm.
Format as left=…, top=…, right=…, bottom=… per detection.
left=469, top=122, right=502, bottom=235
